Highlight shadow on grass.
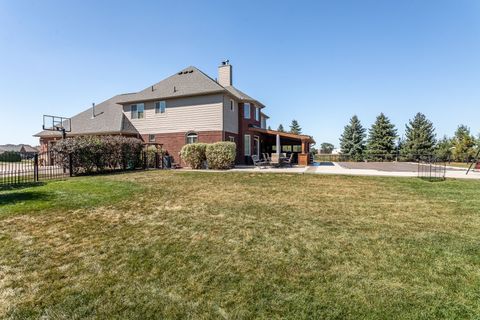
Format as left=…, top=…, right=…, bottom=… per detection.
left=0, top=182, right=46, bottom=192
left=0, top=190, right=52, bottom=206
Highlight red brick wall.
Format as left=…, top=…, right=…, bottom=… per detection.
left=143, top=131, right=225, bottom=165
left=238, top=103, right=262, bottom=164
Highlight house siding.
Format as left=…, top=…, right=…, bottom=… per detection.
left=124, top=94, right=224, bottom=134
left=222, top=95, right=239, bottom=134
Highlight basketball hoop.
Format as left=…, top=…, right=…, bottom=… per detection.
left=42, top=115, right=72, bottom=139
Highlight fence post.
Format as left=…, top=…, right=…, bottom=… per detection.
left=143, top=151, right=147, bottom=170
left=69, top=153, right=73, bottom=177
left=34, top=154, right=39, bottom=182
left=155, top=152, right=159, bottom=169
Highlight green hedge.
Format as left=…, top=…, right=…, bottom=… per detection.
left=180, top=143, right=207, bottom=169
left=52, top=136, right=143, bottom=174
left=181, top=142, right=236, bottom=170
left=0, top=151, right=22, bottom=162
left=206, top=142, right=236, bottom=169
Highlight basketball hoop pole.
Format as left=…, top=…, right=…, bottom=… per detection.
left=466, top=149, right=480, bottom=175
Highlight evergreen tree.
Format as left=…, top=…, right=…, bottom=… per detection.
left=320, top=143, right=335, bottom=154
left=267, top=125, right=272, bottom=130
left=366, top=113, right=397, bottom=160
left=435, top=136, right=453, bottom=162
left=401, top=113, right=436, bottom=159
left=339, top=115, right=366, bottom=161
left=452, top=125, right=476, bottom=162
left=277, top=124, right=285, bottom=132
left=289, top=120, right=302, bottom=135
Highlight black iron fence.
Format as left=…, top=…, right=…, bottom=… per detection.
left=417, top=155, right=447, bottom=181
left=0, top=150, right=171, bottom=186
left=0, top=151, right=69, bottom=185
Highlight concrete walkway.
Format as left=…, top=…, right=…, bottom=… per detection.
left=179, top=163, right=480, bottom=180
left=310, top=162, right=480, bottom=180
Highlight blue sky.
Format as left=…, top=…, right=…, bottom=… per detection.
left=1, top=0, right=479, bottom=147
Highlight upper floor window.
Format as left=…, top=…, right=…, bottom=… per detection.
left=131, top=103, right=145, bottom=119
left=230, top=99, right=234, bottom=112
left=186, top=132, right=198, bottom=144
left=155, top=101, right=166, bottom=114
left=255, top=107, right=260, bottom=121
left=244, top=103, right=251, bottom=119
left=261, top=116, right=267, bottom=129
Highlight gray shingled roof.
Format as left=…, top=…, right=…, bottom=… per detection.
left=117, top=66, right=226, bottom=104
left=224, top=86, right=265, bottom=108
left=117, top=66, right=265, bottom=107
left=34, top=94, right=139, bottom=138
left=0, top=144, right=38, bottom=153
left=34, top=65, right=265, bottom=138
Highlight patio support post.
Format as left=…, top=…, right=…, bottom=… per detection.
left=276, top=134, right=280, bottom=157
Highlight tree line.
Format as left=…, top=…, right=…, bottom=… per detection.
left=339, top=113, right=479, bottom=162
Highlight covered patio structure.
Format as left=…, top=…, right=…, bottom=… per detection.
left=249, top=127, right=315, bottom=166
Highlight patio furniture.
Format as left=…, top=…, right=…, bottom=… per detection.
left=270, top=153, right=281, bottom=167
left=282, top=153, right=294, bottom=167
left=251, top=155, right=269, bottom=168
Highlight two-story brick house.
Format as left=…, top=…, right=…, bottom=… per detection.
left=35, top=62, right=314, bottom=165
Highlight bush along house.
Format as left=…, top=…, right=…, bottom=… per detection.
left=35, top=61, right=315, bottom=165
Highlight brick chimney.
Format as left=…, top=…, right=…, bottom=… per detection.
left=218, top=60, right=232, bottom=87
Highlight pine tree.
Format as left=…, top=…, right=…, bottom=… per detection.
left=339, top=115, right=366, bottom=161
left=452, top=125, right=476, bottom=162
left=401, top=113, right=436, bottom=159
left=289, top=120, right=302, bottom=135
left=366, top=113, right=397, bottom=160
left=267, top=125, right=272, bottom=130
left=277, top=124, right=285, bottom=132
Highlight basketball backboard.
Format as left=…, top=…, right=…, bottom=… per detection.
left=42, top=115, right=72, bottom=132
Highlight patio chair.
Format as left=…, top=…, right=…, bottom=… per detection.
left=262, top=153, right=270, bottom=163
left=282, top=153, right=294, bottom=167
left=251, top=155, right=269, bottom=169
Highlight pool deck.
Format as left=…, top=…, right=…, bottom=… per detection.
left=226, top=162, right=480, bottom=180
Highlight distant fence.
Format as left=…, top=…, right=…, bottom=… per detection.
left=315, top=153, right=452, bottom=163
left=417, top=155, right=447, bottom=181
left=0, top=149, right=170, bottom=186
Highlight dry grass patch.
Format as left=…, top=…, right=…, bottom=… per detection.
left=1, top=171, right=480, bottom=319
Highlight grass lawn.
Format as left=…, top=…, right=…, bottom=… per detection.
left=446, top=162, right=474, bottom=169
left=1, top=171, right=480, bottom=319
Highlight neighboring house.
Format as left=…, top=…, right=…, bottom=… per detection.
left=0, top=144, right=38, bottom=158
left=35, top=61, right=314, bottom=165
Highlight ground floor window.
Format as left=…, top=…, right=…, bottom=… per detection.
left=186, top=132, right=198, bottom=144
left=293, top=145, right=302, bottom=152
left=282, top=145, right=292, bottom=152
left=148, top=134, right=156, bottom=142
left=244, top=135, right=251, bottom=156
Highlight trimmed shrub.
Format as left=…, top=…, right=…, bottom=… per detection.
left=206, top=142, right=236, bottom=170
left=0, top=151, right=22, bottom=162
left=180, top=143, right=207, bottom=169
left=52, top=136, right=143, bottom=174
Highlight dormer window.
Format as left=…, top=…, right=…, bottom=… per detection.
left=255, top=107, right=260, bottom=121
left=131, top=103, right=144, bottom=119
left=244, top=103, right=251, bottom=119
left=155, top=101, right=166, bottom=114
